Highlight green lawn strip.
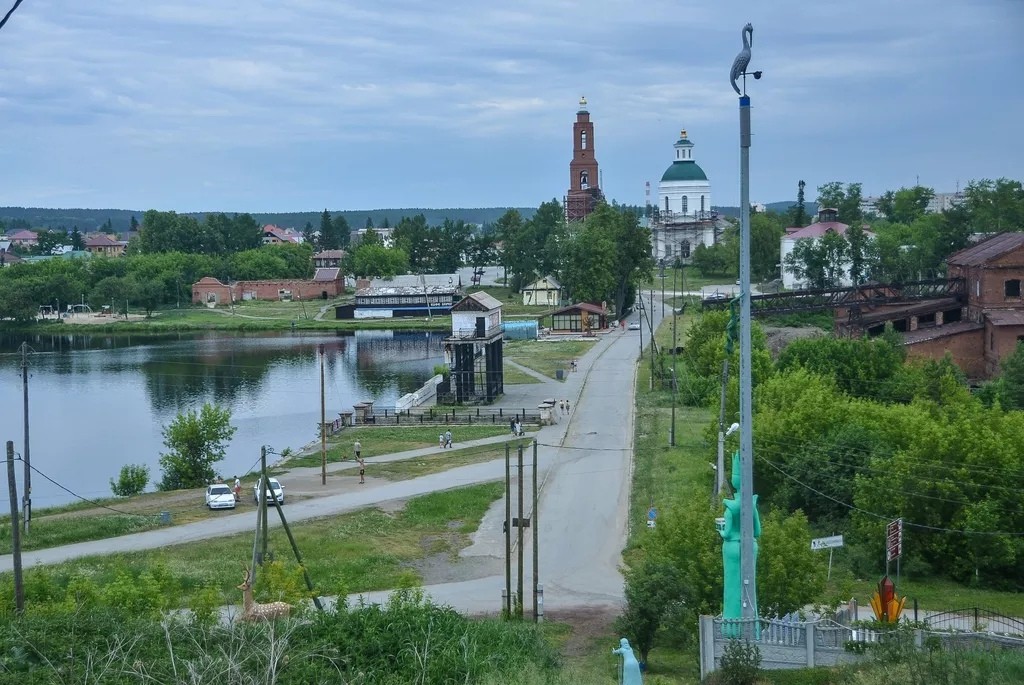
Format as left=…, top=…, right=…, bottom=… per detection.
left=641, top=266, right=729, bottom=292
left=504, top=340, right=595, bottom=380
left=503, top=363, right=542, bottom=384
left=368, top=438, right=533, bottom=481
left=13, top=483, right=505, bottom=609
left=286, top=425, right=512, bottom=468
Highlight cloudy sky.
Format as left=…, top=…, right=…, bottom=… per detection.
left=0, top=0, right=1020, bottom=213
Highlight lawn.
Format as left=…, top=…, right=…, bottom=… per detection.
left=469, top=285, right=552, bottom=317
left=504, top=339, right=596, bottom=380
left=12, top=483, right=506, bottom=609
left=287, top=424, right=513, bottom=467
left=369, top=437, right=534, bottom=481
left=503, top=362, right=542, bottom=384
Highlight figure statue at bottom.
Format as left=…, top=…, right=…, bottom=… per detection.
left=612, top=637, right=643, bottom=684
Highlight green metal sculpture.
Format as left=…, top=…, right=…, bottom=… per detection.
left=720, top=449, right=761, bottom=636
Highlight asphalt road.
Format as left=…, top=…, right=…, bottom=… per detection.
left=2, top=299, right=665, bottom=618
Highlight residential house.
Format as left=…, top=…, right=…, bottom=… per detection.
left=781, top=208, right=874, bottom=289
left=85, top=233, right=127, bottom=257
left=521, top=275, right=562, bottom=307
left=6, top=229, right=37, bottom=248
left=261, top=225, right=303, bottom=245
left=313, top=250, right=345, bottom=268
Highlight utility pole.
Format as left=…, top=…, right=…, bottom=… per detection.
left=738, top=71, right=758, bottom=623
left=517, top=443, right=525, bottom=619
left=649, top=289, right=656, bottom=391
left=19, top=343, right=31, bottom=533
left=260, top=446, right=268, bottom=565
left=319, top=344, right=327, bottom=485
left=7, top=441, right=24, bottom=613
left=532, top=440, right=540, bottom=622
left=670, top=267, right=677, bottom=447
left=504, top=442, right=512, bottom=617
left=716, top=359, right=730, bottom=499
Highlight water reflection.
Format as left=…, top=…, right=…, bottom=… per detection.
left=0, top=330, right=445, bottom=508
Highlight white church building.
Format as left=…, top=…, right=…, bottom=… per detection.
left=648, top=130, right=721, bottom=263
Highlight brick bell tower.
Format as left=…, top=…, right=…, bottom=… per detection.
left=565, top=97, right=604, bottom=222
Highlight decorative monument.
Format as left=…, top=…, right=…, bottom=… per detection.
left=727, top=20, right=762, bottom=634
left=719, top=450, right=761, bottom=635
left=612, top=638, right=643, bottom=684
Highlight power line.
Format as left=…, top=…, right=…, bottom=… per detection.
left=759, top=456, right=1024, bottom=537
left=0, top=0, right=24, bottom=33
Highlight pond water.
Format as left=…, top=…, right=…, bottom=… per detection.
left=0, top=329, right=445, bottom=509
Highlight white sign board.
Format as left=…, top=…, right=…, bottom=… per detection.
left=811, top=535, right=844, bottom=551
left=886, top=518, right=903, bottom=562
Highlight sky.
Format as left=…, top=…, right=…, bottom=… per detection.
left=0, top=0, right=1021, bottom=213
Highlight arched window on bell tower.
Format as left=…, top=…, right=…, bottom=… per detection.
left=681, top=240, right=691, bottom=258
left=581, top=131, right=587, bottom=150
left=701, top=195, right=705, bottom=213
left=580, top=171, right=589, bottom=189
left=682, top=196, right=688, bottom=214
left=664, top=197, right=669, bottom=212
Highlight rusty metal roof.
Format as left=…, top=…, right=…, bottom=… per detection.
left=451, top=291, right=502, bottom=312
left=947, top=232, right=1024, bottom=267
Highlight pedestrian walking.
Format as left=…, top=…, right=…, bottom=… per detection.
left=559, top=399, right=565, bottom=413
left=445, top=430, right=453, bottom=448
left=439, top=433, right=445, bottom=449
left=357, top=457, right=366, bottom=484
left=565, top=399, right=571, bottom=413
left=233, top=476, right=241, bottom=502
left=510, top=417, right=517, bottom=435
left=515, top=420, right=523, bottom=437
left=354, top=440, right=362, bottom=460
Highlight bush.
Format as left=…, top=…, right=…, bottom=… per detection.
left=109, top=463, right=149, bottom=497
left=711, top=639, right=761, bottom=685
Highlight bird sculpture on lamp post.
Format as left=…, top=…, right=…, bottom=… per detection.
left=730, top=23, right=754, bottom=95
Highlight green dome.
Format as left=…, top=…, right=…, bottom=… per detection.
left=661, top=160, right=708, bottom=182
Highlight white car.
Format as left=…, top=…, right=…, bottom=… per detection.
left=627, top=322, right=641, bottom=331
left=205, top=483, right=236, bottom=510
left=254, top=477, right=285, bottom=505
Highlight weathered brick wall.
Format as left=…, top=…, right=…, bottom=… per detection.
left=191, top=277, right=343, bottom=304
left=906, top=328, right=985, bottom=377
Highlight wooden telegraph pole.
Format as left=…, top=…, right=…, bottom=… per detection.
left=20, top=343, right=31, bottom=533
left=532, top=439, right=540, bottom=622
left=516, top=443, right=525, bottom=619
left=6, top=441, right=24, bottom=613
left=504, top=442, right=512, bottom=616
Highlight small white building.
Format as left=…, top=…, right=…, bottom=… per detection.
left=522, top=275, right=562, bottom=307
left=780, top=208, right=874, bottom=289
left=447, top=291, right=504, bottom=402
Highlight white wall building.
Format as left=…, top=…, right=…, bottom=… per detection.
left=781, top=209, right=874, bottom=289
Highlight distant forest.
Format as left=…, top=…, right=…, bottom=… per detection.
left=714, top=200, right=818, bottom=219
left=0, top=206, right=539, bottom=235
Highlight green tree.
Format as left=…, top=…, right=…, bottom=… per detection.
left=302, top=221, right=315, bottom=245
left=157, top=403, right=237, bottom=491
left=615, top=558, right=689, bottom=666
left=351, top=244, right=409, bottom=279
left=335, top=213, right=352, bottom=249
left=787, top=179, right=809, bottom=228
left=365, top=216, right=374, bottom=229
left=434, top=219, right=470, bottom=273
left=751, top=213, right=784, bottom=281
left=816, top=181, right=864, bottom=223
left=392, top=214, right=432, bottom=271
left=128, top=276, right=165, bottom=317
left=110, top=464, right=150, bottom=497
left=844, top=222, right=876, bottom=284
left=494, top=209, right=527, bottom=288
left=875, top=186, right=935, bottom=225
left=318, top=209, right=337, bottom=250
left=691, top=242, right=732, bottom=277
left=961, top=178, right=1024, bottom=232
left=784, top=231, right=850, bottom=289
left=70, top=226, right=85, bottom=251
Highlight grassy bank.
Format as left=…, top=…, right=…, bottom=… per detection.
left=8, top=482, right=505, bottom=609
left=504, top=339, right=596, bottom=380
left=294, top=424, right=513, bottom=468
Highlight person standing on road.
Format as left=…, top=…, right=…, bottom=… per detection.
left=354, top=440, right=361, bottom=461
left=565, top=399, right=571, bottom=414
left=445, top=430, right=453, bottom=448
left=357, top=456, right=366, bottom=484
left=233, top=476, right=241, bottom=502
